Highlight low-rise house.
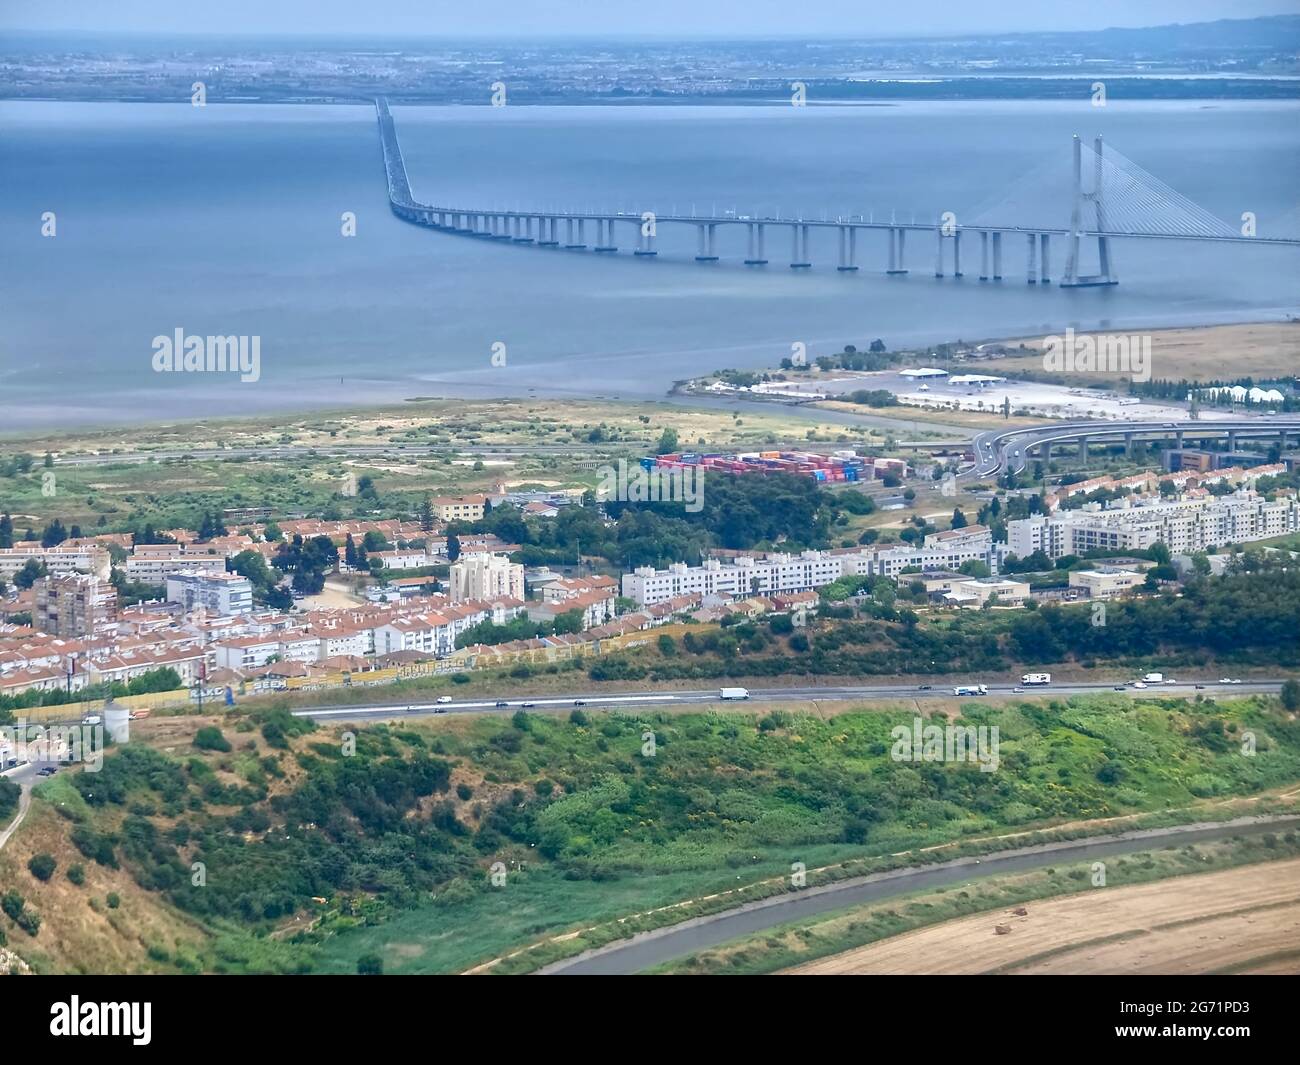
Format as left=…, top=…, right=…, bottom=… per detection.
left=1068, top=569, right=1146, bottom=599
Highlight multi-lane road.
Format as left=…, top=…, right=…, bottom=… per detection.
left=292, top=678, right=1285, bottom=725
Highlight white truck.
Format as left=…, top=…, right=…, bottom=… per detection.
left=953, top=684, right=989, bottom=697
left=1142, top=672, right=1164, bottom=684
left=1021, top=673, right=1051, bottom=686
left=719, top=687, right=751, bottom=701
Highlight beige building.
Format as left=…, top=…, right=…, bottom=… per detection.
left=433, top=495, right=487, bottom=523
left=941, top=577, right=1031, bottom=608
left=450, top=552, right=524, bottom=603
left=1068, top=569, right=1146, bottom=599
left=34, top=573, right=118, bottom=636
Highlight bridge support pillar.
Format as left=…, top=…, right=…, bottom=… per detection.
left=1227, top=431, right=1238, bottom=453
left=695, top=223, right=718, bottom=261
left=790, top=224, right=811, bottom=268
left=594, top=218, right=617, bottom=252
left=979, top=231, right=989, bottom=280
left=745, top=223, right=768, bottom=265
left=992, top=232, right=1002, bottom=280
left=1078, top=437, right=1089, bottom=462
left=564, top=217, right=586, bottom=249
left=953, top=230, right=963, bottom=278
left=887, top=228, right=908, bottom=275
left=539, top=217, right=559, bottom=247
left=1041, top=441, right=1051, bottom=465
left=1125, top=432, right=1135, bottom=457
left=1039, top=234, right=1051, bottom=284
left=837, top=227, right=858, bottom=271
left=934, top=227, right=945, bottom=278
left=1061, top=134, right=1120, bottom=287
left=635, top=221, right=657, bottom=257
left=1027, top=233, right=1038, bottom=283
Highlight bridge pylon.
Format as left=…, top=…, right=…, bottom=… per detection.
left=1061, top=134, right=1119, bottom=288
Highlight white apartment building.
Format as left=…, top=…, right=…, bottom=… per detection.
left=368, top=549, right=436, bottom=571
left=166, top=571, right=255, bottom=616
left=1008, top=493, right=1300, bottom=561
left=450, top=553, right=524, bottom=603
left=212, top=634, right=282, bottom=670
left=127, top=549, right=227, bottom=584
left=622, top=527, right=997, bottom=607
left=374, top=600, right=525, bottom=657
left=0, top=545, right=111, bottom=581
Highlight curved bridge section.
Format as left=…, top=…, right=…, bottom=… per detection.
left=964, top=418, right=1300, bottom=480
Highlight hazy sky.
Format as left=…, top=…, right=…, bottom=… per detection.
left=3, top=0, right=1298, bottom=37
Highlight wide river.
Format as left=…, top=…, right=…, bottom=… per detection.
left=1, top=99, right=1297, bottom=431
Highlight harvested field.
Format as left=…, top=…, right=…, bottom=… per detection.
left=785, top=857, right=1300, bottom=975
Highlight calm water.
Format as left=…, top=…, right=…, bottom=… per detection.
left=1, top=100, right=1297, bottom=431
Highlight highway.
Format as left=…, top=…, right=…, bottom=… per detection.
left=538, top=814, right=1300, bottom=974
left=963, top=416, right=1300, bottom=480
left=292, top=678, right=1285, bottom=724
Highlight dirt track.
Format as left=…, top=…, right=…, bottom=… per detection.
left=785, top=858, right=1300, bottom=975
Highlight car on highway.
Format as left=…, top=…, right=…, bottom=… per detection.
left=435, top=696, right=452, bottom=705
left=917, top=684, right=932, bottom=691
left=37, top=766, right=57, bottom=776
left=1013, top=686, right=1025, bottom=693
left=1195, top=684, right=1207, bottom=690
left=1113, top=685, right=1126, bottom=691
left=1131, top=681, right=1147, bottom=689
left=494, top=700, right=509, bottom=708
left=573, top=699, right=587, bottom=707
left=521, top=702, right=537, bottom=708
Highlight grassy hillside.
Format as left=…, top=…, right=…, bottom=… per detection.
left=3, top=692, right=1300, bottom=974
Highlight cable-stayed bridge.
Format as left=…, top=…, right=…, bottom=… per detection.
left=375, top=98, right=1300, bottom=287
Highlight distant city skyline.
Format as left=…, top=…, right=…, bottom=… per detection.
left=4, top=0, right=1299, bottom=38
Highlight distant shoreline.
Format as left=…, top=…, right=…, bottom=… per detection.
left=3, top=317, right=1294, bottom=446
left=5, top=83, right=1300, bottom=106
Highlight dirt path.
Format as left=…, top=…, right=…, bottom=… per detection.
left=0, top=775, right=33, bottom=852
left=785, top=857, right=1300, bottom=975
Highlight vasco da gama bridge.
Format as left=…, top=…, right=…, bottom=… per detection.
left=375, top=99, right=1299, bottom=287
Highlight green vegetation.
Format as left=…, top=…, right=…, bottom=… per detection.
left=27, top=853, right=56, bottom=882
left=584, top=566, right=1300, bottom=684
left=0, top=667, right=182, bottom=715
left=0, top=777, right=19, bottom=822
left=31, top=689, right=1300, bottom=974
